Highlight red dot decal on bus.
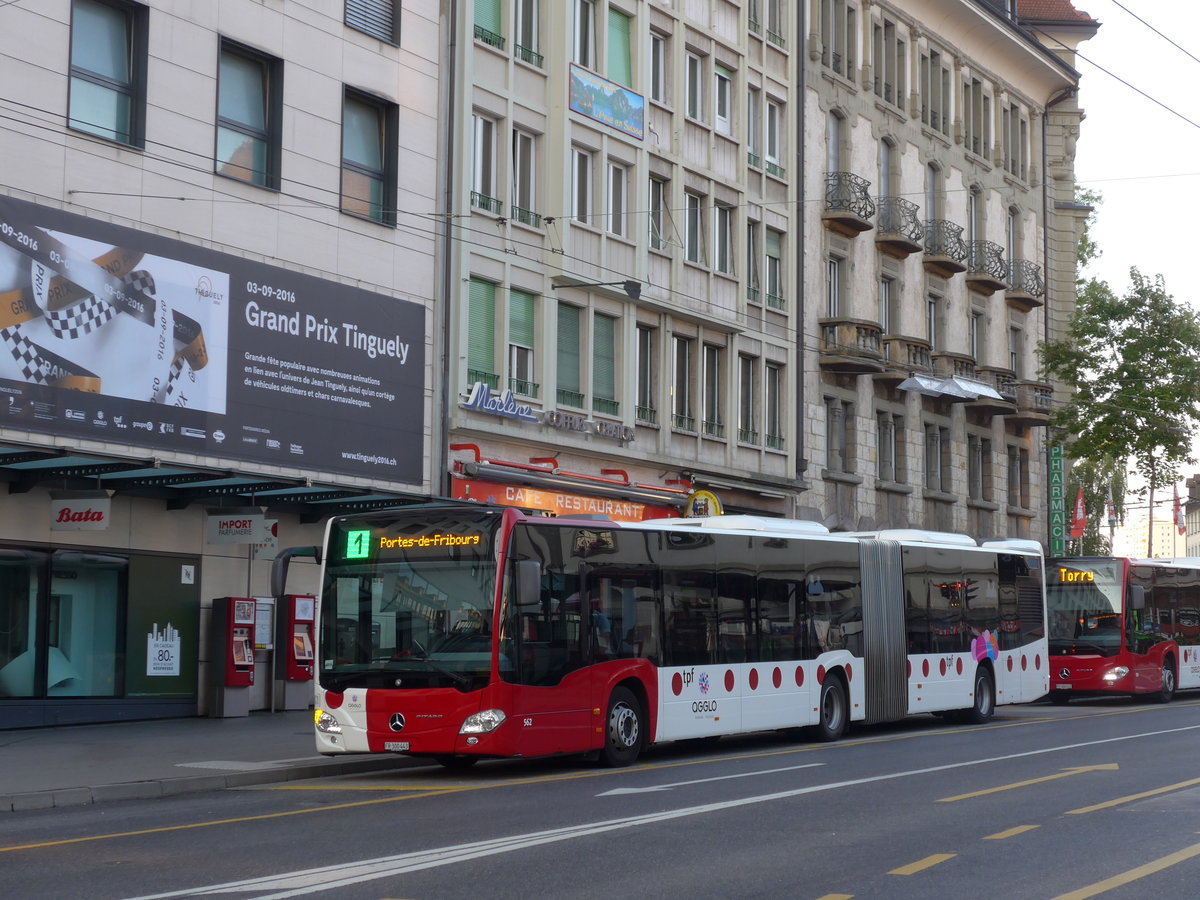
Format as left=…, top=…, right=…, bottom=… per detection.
left=922, top=659, right=930, bottom=677
left=845, top=664, right=852, bottom=682
left=1035, top=654, right=1041, bottom=670
left=1007, top=655, right=1014, bottom=671
left=749, top=668, right=759, bottom=690
left=672, top=672, right=683, bottom=696
left=795, top=666, right=805, bottom=687
left=725, top=670, right=735, bottom=692
left=906, top=659, right=912, bottom=678
left=773, top=667, right=782, bottom=688
left=1021, top=655, right=1028, bottom=671
left=955, top=658, right=963, bottom=675
left=325, top=691, right=344, bottom=710
left=939, top=659, right=947, bottom=677
left=817, top=665, right=826, bottom=684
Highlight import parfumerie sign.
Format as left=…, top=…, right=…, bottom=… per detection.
left=0, top=196, right=425, bottom=481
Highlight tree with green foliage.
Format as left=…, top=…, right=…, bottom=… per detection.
left=1041, top=269, right=1200, bottom=550
left=1067, top=457, right=1126, bottom=555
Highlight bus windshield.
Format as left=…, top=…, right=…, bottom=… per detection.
left=1046, top=560, right=1124, bottom=656
left=319, top=509, right=502, bottom=692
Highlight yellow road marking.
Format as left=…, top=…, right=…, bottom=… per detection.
left=938, top=764, right=1119, bottom=802
left=984, top=824, right=1040, bottom=840
left=889, top=853, right=955, bottom=875
left=815, top=894, right=855, bottom=899
left=1067, top=776, right=1200, bottom=815
left=1049, top=840, right=1200, bottom=899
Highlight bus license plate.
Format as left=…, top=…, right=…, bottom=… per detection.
left=1054, top=684, right=1072, bottom=690
left=384, top=741, right=410, bottom=752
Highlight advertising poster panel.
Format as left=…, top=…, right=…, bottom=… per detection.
left=0, top=196, right=425, bottom=481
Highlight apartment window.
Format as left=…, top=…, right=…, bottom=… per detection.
left=672, top=336, right=695, bottom=430
left=964, top=77, right=985, bottom=155
left=574, top=0, right=595, bottom=68
left=216, top=41, right=281, bottom=189
left=739, top=355, right=758, bottom=443
left=747, top=88, right=762, bottom=163
left=920, top=48, right=950, bottom=135
left=826, top=110, right=843, bottom=174
left=746, top=221, right=761, bottom=303
left=508, top=289, right=537, bottom=397
left=925, top=423, right=950, bottom=491
left=607, top=8, right=631, bottom=87
left=471, top=114, right=499, bottom=212
left=1007, top=445, right=1029, bottom=508
left=765, top=228, right=783, bottom=308
left=1003, top=101, right=1027, bottom=178
left=557, top=303, right=583, bottom=407
left=924, top=163, right=943, bottom=219
left=650, top=32, right=668, bottom=103
left=608, top=161, right=627, bottom=237
left=515, top=0, right=541, bottom=66
left=878, top=275, right=895, bottom=338
left=684, top=192, right=705, bottom=264
left=877, top=411, right=904, bottom=482
left=346, top=0, right=399, bottom=43
left=968, top=434, right=992, bottom=501
left=714, top=65, right=732, bottom=134
left=1009, top=326, right=1023, bottom=378
left=765, top=362, right=784, bottom=449
left=685, top=54, right=703, bottom=120
left=826, top=255, right=843, bottom=317
left=1006, top=207, right=1019, bottom=264
left=970, top=311, right=982, bottom=359
left=467, top=278, right=498, bottom=387
left=69, top=0, right=147, bottom=146
left=766, top=0, right=785, bottom=46
left=637, top=326, right=656, bottom=424
left=714, top=204, right=734, bottom=274
left=475, top=0, right=504, bottom=48
left=820, top=0, right=855, bottom=77
left=703, top=345, right=724, bottom=438
left=341, top=89, right=397, bottom=225
left=926, top=291, right=943, bottom=351
left=512, top=130, right=538, bottom=227
left=593, top=313, right=618, bottom=415
left=649, top=177, right=669, bottom=250
left=572, top=147, right=593, bottom=225
left=765, top=100, right=784, bottom=177
left=968, top=185, right=983, bottom=245
left=826, top=397, right=853, bottom=473
left=873, top=18, right=905, bottom=105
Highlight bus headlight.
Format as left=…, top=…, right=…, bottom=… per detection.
left=1102, top=666, right=1130, bottom=683
left=314, top=709, right=343, bottom=734
left=460, top=709, right=506, bottom=734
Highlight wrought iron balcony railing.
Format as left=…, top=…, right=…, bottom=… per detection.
left=738, top=428, right=759, bottom=444
left=474, top=25, right=505, bottom=50
left=967, top=240, right=1009, bottom=286
left=515, top=44, right=543, bottom=67
left=672, top=413, right=696, bottom=432
left=471, top=191, right=502, bottom=215
left=468, top=369, right=499, bottom=389
left=636, top=405, right=657, bottom=425
left=557, top=389, right=584, bottom=408
left=875, top=196, right=923, bottom=256
left=593, top=397, right=619, bottom=417
left=509, top=377, right=539, bottom=398
left=923, top=219, right=967, bottom=263
left=1008, top=259, right=1045, bottom=297
left=765, top=433, right=785, bottom=451
left=824, top=172, right=877, bottom=220
left=512, top=206, right=542, bottom=229
left=703, top=420, right=725, bottom=439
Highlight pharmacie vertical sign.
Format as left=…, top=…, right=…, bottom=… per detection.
left=1049, top=444, right=1066, bottom=555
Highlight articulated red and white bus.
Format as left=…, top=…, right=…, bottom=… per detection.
left=1047, top=556, right=1200, bottom=703
left=273, top=505, right=1048, bottom=767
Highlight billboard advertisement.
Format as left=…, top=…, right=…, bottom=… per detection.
left=569, top=64, right=645, bottom=140
left=0, top=196, right=425, bottom=482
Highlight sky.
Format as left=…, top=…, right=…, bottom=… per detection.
left=1065, top=0, right=1200, bottom=508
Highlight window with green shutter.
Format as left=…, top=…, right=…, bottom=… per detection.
left=509, top=289, right=537, bottom=397
left=607, top=9, right=631, bottom=87
left=474, top=0, right=504, bottom=48
left=593, top=313, right=617, bottom=415
left=557, top=304, right=582, bottom=407
left=468, top=278, right=497, bottom=388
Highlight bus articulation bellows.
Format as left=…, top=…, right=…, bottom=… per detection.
left=272, top=506, right=1049, bottom=767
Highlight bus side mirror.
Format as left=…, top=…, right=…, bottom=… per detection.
left=271, top=546, right=321, bottom=600
left=1129, top=584, right=1146, bottom=611
left=514, top=559, right=542, bottom=608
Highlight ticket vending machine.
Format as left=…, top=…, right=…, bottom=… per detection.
left=274, top=594, right=315, bottom=710
left=209, top=597, right=256, bottom=717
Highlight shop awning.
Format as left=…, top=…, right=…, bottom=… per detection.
left=897, top=374, right=1004, bottom=401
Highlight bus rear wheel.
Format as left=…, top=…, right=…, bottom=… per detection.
left=599, top=687, right=643, bottom=767
left=960, top=669, right=995, bottom=724
left=811, top=675, right=847, bottom=742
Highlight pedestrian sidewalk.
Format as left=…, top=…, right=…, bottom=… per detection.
left=0, top=710, right=413, bottom=813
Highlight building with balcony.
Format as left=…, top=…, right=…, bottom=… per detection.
left=803, top=0, right=1096, bottom=538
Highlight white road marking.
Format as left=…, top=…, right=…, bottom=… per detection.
left=123, top=723, right=1200, bottom=900
left=597, top=762, right=825, bottom=795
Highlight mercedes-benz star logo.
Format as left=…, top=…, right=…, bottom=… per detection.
left=1059, top=668, right=1071, bottom=680
left=389, top=713, right=406, bottom=733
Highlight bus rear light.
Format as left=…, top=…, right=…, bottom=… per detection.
left=314, top=709, right=343, bottom=734
left=1102, top=666, right=1130, bottom=683
left=460, top=709, right=506, bottom=734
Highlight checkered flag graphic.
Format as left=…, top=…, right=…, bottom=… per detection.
left=44, top=269, right=154, bottom=339
left=159, top=357, right=185, bottom=404
left=1, top=327, right=54, bottom=385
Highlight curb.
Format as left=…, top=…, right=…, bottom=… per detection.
left=1, top=756, right=412, bottom=813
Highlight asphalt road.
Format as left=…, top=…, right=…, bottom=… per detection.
left=4, top=696, right=1200, bottom=900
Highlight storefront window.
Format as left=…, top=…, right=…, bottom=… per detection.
left=48, top=551, right=126, bottom=697
left=0, top=551, right=44, bottom=698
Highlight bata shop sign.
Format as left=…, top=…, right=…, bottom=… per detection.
left=206, top=509, right=269, bottom=544
left=50, top=491, right=112, bottom=530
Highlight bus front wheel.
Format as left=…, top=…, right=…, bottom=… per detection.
left=1151, top=661, right=1177, bottom=704
left=599, top=686, right=643, bottom=767
left=812, top=675, right=847, bottom=742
